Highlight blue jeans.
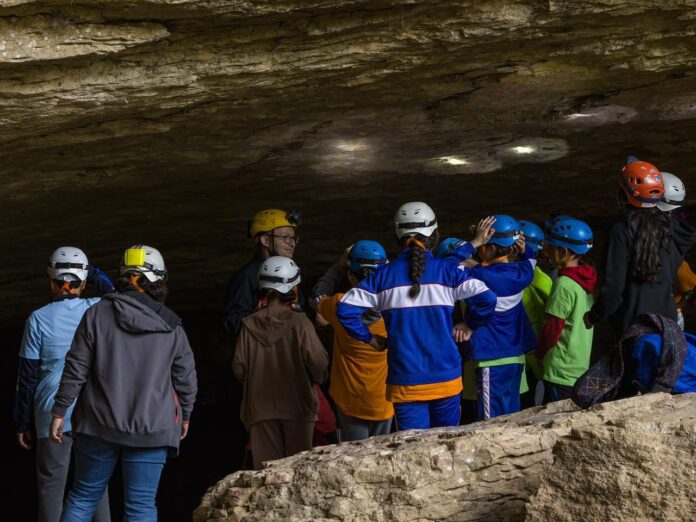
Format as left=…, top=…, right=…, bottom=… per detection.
left=336, top=408, right=393, bottom=441
left=393, top=394, right=461, bottom=430
left=61, top=435, right=167, bottom=522
left=543, top=381, right=573, bottom=404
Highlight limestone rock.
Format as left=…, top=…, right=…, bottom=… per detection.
left=194, top=394, right=696, bottom=521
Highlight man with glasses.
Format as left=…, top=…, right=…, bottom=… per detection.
left=222, top=209, right=303, bottom=339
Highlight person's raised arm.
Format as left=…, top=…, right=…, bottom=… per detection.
left=452, top=266, right=496, bottom=328
left=86, top=265, right=115, bottom=296
left=337, top=278, right=380, bottom=346
left=311, top=245, right=352, bottom=308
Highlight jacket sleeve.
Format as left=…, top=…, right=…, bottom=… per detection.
left=671, top=214, right=696, bottom=258
left=87, top=266, right=115, bottom=296
left=537, top=315, right=565, bottom=360
left=14, top=357, right=40, bottom=432
left=232, top=326, right=249, bottom=383
left=310, top=263, right=344, bottom=309
left=300, top=321, right=329, bottom=385
left=222, top=270, right=257, bottom=338
left=336, top=278, right=380, bottom=343
left=589, top=223, right=629, bottom=325
left=453, top=266, right=497, bottom=328
left=52, top=314, right=94, bottom=418
left=171, top=326, right=198, bottom=422
left=443, top=241, right=476, bottom=263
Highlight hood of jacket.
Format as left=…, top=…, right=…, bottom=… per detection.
left=243, top=305, right=304, bottom=345
left=559, top=265, right=598, bottom=293
left=103, top=292, right=181, bottom=334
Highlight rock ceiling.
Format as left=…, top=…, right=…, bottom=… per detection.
left=2, top=0, right=696, bottom=322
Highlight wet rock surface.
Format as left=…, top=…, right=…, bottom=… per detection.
left=194, top=393, right=696, bottom=521
left=2, top=1, right=696, bottom=323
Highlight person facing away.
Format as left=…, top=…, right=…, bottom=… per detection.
left=454, top=215, right=537, bottom=421
left=233, top=256, right=328, bottom=470
left=50, top=245, right=197, bottom=522
left=222, top=208, right=303, bottom=339
left=585, top=157, right=696, bottom=338
left=337, top=202, right=497, bottom=431
left=657, top=172, right=693, bottom=330
left=14, top=247, right=113, bottom=522
left=536, top=217, right=597, bottom=403
left=312, top=240, right=394, bottom=441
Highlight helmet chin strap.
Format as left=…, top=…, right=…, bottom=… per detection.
left=130, top=274, right=146, bottom=293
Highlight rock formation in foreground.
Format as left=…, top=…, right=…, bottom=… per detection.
left=194, top=393, right=696, bottom=521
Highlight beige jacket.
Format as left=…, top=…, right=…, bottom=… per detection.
left=233, top=305, right=328, bottom=428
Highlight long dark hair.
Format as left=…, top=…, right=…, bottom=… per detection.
left=401, top=231, right=439, bottom=298
left=115, top=274, right=168, bottom=302
left=626, top=207, right=672, bottom=282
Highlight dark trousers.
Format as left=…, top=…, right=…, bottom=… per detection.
left=336, top=409, right=392, bottom=442
left=36, top=433, right=110, bottom=522
left=543, top=381, right=573, bottom=404
left=249, top=420, right=314, bottom=470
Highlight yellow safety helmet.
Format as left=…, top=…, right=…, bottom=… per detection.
left=248, top=209, right=301, bottom=239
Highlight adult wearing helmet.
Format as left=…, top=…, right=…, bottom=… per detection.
left=223, top=209, right=303, bottom=339
left=658, top=173, right=695, bottom=330
left=312, top=241, right=394, bottom=441
left=14, top=247, right=112, bottom=522
left=585, top=158, right=696, bottom=337
left=234, top=257, right=328, bottom=469
left=337, top=203, right=497, bottom=430
left=50, top=245, right=197, bottom=521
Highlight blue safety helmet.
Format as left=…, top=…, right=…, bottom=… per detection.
left=544, top=214, right=572, bottom=234
left=488, top=215, right=521, bottom=248
left=348, top=240, right=387, bottom=274
left=435, top=237, right=463, bottom=258
left=546, top=217, right=593, bottom=255
left=519, top=220, right=544, bottom=253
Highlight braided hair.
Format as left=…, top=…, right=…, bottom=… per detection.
left=402, top=232, right=438, bottom=298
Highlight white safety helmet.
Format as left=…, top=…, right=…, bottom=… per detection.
left=394, top=202, right=438, bottom=239
left=658, top=172, right=686, bottom=212
left=120, top=245, right=167, bottom=282
left=47, top=247, right=89, bottom=282
left=258, top=256, right=301, bottom=294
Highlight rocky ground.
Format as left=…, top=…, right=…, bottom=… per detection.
left=194, top=393, right=696, bottom=521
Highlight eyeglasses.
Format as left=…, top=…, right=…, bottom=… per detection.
left=268, top=234, right=299, bottom=245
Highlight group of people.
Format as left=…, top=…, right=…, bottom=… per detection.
left=13, top=156, right=696, bottom=521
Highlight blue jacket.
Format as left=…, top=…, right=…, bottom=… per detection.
left=463, top=254, right=537, bottom=361
left=337, top=243, right=496, bottom=386
left=631, top=332, right=696, bottom=394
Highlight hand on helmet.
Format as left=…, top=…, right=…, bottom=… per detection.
left=339, top=244, right=354, bottom=269
left=471, top=216, right=496, bottom=248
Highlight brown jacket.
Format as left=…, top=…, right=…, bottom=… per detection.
left=233, top=305, right=328, bottom=428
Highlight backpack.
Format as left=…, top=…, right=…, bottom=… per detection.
left=571, top=313, right=686, bottom=408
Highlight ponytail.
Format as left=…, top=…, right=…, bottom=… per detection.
left=403, top=233, right=438, bottom=298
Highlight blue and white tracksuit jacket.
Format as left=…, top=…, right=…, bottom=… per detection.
left=337, top=243, right=496, bottom=388
left=464, top=253, right=538, bottom=361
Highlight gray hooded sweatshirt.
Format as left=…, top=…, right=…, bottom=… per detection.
left=52, top=292, right=197, bottom=451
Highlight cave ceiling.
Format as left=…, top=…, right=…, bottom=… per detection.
left=2, top=0, right=696, bottom=324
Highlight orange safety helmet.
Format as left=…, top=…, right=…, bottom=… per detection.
left=617, top=159, right=664, bottom=208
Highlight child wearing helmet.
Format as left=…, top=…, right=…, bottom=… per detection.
left=586, top=157, right=696, bottom=338
left=337, top=203, right=497, bottom=430
left=14, top=247, right=113, bottom=522
left=312, top=240, right=394, bottom=441
left=537, top=218, right=597, bottom=402
left=519, top=220, right=553, bottom=407
left=234, top=256, right=328, bottom=469
left=455, top=215, right=538, bottom=421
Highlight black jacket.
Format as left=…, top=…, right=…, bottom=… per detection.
left=222, top=255, right=308, bottom=339
left=589, top=215, right=696, bottom=337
